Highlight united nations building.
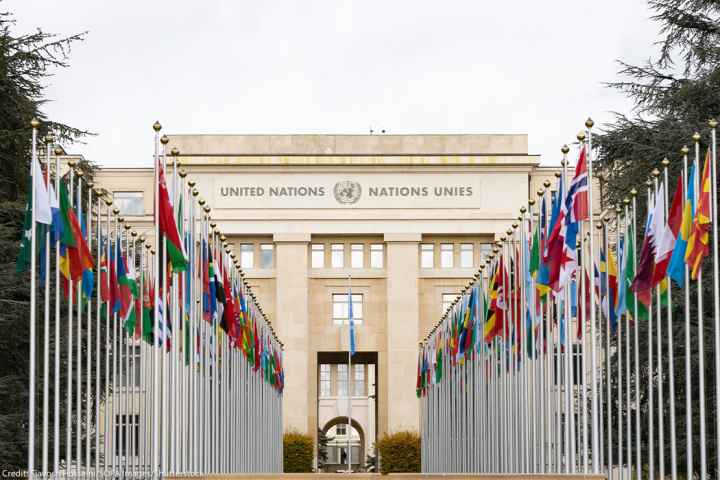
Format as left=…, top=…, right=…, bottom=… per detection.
left=91, top=133, right=556, bottom=471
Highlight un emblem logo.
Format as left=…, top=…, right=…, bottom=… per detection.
left=333, top=180, right=362, bottom=204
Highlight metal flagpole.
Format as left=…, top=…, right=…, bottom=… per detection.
left=662, top=157, right=678, bottom=480
left=66, top=162, right=75, bottom=475
left=630, top=187, right=641, bottom=480
left=623, top=197, right=633, bottom=480
left=94, top=187, right=102, bottom=477
left=52, top=144, right=61, bottom=475
left=645, top=180, right=655, bottom=480
left=28, top=118, right=39, bottom=480
left=110, top=208, right=119, bottom=475
left=85, top=182, right=94, bottom=475
left=584, top=119, right=600, bottom=475
left=707, top=119, right=720, bottom=477
left=75, top=171, right=83, bottom=472
left=652, top=168, right=665, bottom=480
left=347, top=273, right=353, bottom=474
left=692, top=132, right=707, bottom=480
left=602, top=220, right=612, bottom=480
left=40, top=136, right=51, bottom=478
left=152, top=120, right=161, bottom=479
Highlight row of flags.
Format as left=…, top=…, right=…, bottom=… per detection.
left=18, top=122, right=285, bottom=478
left=419, top=120, right=720, bottom=479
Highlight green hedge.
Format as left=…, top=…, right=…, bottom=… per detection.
left=283, top=431, right=314, bottom=472
left=376, top=430, right=421, bottom=474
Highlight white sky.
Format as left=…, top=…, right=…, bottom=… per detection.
left=8, top=1, right=660, bottom=167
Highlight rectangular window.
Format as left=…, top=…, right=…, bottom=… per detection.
left=259, top=243, right=273, bottom=268
left=121, top=344, right=141, bottom=388
left=370, top=244, right=383, bottom=268
left=480, top=243, right=492, bottom=263
left=114, top=414, right=140, bottom=456
left=554, top=344, right=584, bottom=385
left=320, top=364, right=331, bottom=398
left=460, top=243, right=474, bottom=268
left=240, top=244, right=254, bottom=268
left=440, top=243, right=454, bottom=268
left=311, top=244, right=325, bottom=268
left=113, top=192, right=144, bottom=216
left=354, top=364, right=365, bottom=396
left=331, top=244, right=344, bottom=268
left=336, top=423, right=347, bottom=435
left=337, top=364, right=348, bottom=397
left=351, top=244, right=364, bottom=268
left=442, top=293, right=456, bottom=314
left=332, top=293, right=363, bottom=325
left=420, top=244, right=434, bottom=268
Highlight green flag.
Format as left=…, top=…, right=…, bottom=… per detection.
left=624, top=222, right=649, bottom=320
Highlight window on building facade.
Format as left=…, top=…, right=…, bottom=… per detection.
left=337, top=364, right=348, bottom=397
left=335, top=423, right=347, bottom=435
left=113, top=192, right=144, bottom=216
left=354, top=364, right=365, bottom=396
left=121, top=344, right=141, bottom=388
left=370, top=244, right=383, bottom=268
left=553, top=344, right=584, bottom=385
left=260, top=243, right=273, bottom=268
left=420, top=244, right=434, bottom=268
left=240, top=244, right=254, bottom=268
left=331, top=244, right=344, bottom=268
left=442, top=293, right=456, bottom=314
left=460, top=243, right=474, bottom=268
left=440, top=243, right=454, bottom=268
left=351, top=244, right=364, bottom=268
left=480, top=243, right=492, bottom=263
left=332, top=294, right=363, bottom=325
left=114, top=414, right=140, bottom=456
left=319, top=364, right=331, bottom=398
left=311, top=244, right=325, bottom=268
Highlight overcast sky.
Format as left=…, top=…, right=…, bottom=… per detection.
left=8, top=1, right=660, bottom=167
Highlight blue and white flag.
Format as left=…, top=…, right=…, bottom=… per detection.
left=348, top=283, right=356, bottom=356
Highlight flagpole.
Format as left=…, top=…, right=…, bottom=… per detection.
left=75, top=171, right=83, bottom=473
left=347, top=272, right=352, bottom=474
left=52, top=144, right=62, bottom=476
left=707, top=118, right=720, bottom=474
left=41, top=135, right=51, bottom=477
left=644, top=179, right=655, bottom=480
left=651, top=168, right=666, bottom=480
left=93, top=187, right=102, bottom=477
left=110, top=208, right=119, bottom=476
left=601, top=219, right=613, bottom=480
left=692, top=131, right=707, bottom=480
left=85, top=181, right=94, bottom=475
left=583, top=119, right=601, bottom=475
left=630, top=187, right=641, bottom=480
left=66, top=162, right=75, bottom=475
left=622, top=197, right=633, bottom=480
left=662, top=157, right=678, bottom=480
left=28, top=118, right=39, bottom=480
left=152, top=121, right=161, bottom=480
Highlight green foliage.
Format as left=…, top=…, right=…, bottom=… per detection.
left=316, top=427, right=333, bottom=470
left=376, top=430, right=420, bottom=474
left=283, top=431, right=313, bottom=473
left=0, top=9, right=91, bottom=202
left=595, top=1, right=720, bottom=477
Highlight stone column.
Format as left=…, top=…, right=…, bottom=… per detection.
left=274, top=233, right=310, bottom=433
left=384, top=233, right=421, bottom=432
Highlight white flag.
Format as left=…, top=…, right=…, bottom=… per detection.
left=33, top=156, right=52, bottom=225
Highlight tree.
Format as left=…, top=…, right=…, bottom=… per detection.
left=595, top=1, right=720, bottom=477
left=0, top=8, right=100, bottom=473
left=316, top=428, right=333, bottom=471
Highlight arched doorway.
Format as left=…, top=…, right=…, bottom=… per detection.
left=320, top=417, right=365, bottom=472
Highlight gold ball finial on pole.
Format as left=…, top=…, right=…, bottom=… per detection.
left=623, top=197, right=630, bottom=205
left=661, top=158, right=670, bottom=167
left=709, top=118, right=718, bottom=129
left=188, top=180, right=196, bottom=188
left=192, top=188, right=199, bottom=197
left=615, top=206, right=622, bottom=214
left=543, top=180, right=551, bottom=188
left=645, top=179, right=653, bottom=187
left=585, top=118, right=594, bottom=129
left=693, top=132, right=701, bottom=143
left=681, top=145, right=690, bottom=155
left=54, top=147, right=63, bottom=156
left=153, top=121, right=162, bottom=132
left=554, top=172, right=561, bottom=179
left=561, top=144, right=570, bottom=154
left=76, top=170, right=84, bottom=178
left=112, top=208, right=120, bottom=215
left=520, top=206, right=527, bottom=214
left=30, top=118, right=40, bottom=129
left=577, top=131, right=586, bottom=142
left=171, top=147, right=179, bottom=156
left=160, top=135, right=169, bottom=145
left=131, top=231, right=138, bottom=238
left=630, top=188, right=638, bottom=197
left=179, top=169, right=187, bottom=178
left=68, top=160, right=77, bottom=168
left=651, top=168, right=660, bottom=177
left=529, top=198, right=536, bottom=206
left=537, top=189, right=545, bottom=197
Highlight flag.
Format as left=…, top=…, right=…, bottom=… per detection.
left=541, top=179, right=565, bottom=291
left=118, top=244, right=138, bottom=336
left=624, top=222, right=650, bottom=320
left=669, top=165, right=695, bottom=285
left=484, top=259, right=507, bottom=342
left=685, top=150, right=711, bottom=279
left=559, top=148, right=590, bottom=287
left=157, top=160, right=188, bottom=271
left=58, top=182, right=94, bottom=280
left=33, top=155, right=52, bottom=225
left=631, top=185, right=664, bottom=293
left=348, top=283, right=356, bottom=356
left=653, top=174, right=684, bottom=284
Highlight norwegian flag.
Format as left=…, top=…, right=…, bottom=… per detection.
left=559, top=146, right=590, bottom=286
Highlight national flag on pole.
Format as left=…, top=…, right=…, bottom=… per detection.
left=685, top=150, right=712, bottom=279
left=348, top=282, right=356, bottom=356
left=484, top=259, right=507, bottom=342
left=57, top=182, right=94, bottom=281
left=157, top=159, right=188, bottom=271
left=631, top=185, right=663, bottom=293
left=669, top=165, right=695, bottom=285
left=653, top=174, right=684, bottom=284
